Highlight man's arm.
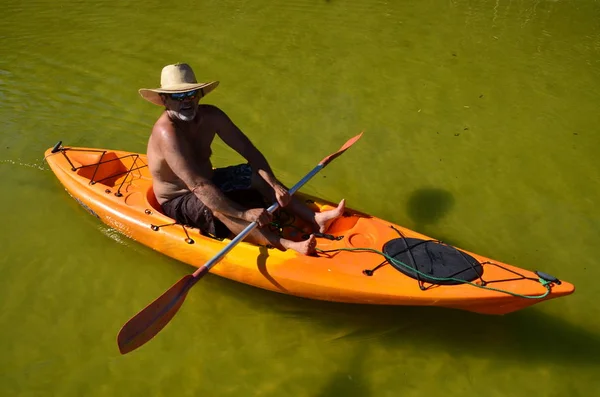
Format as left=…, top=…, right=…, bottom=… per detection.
left=209, top=106, right=281, bottom=188
left=210, top=105, right=292, bottom=207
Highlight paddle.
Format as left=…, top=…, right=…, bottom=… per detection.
left=117, top=132, right=364, bottom=354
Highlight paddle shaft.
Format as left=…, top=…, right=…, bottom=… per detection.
left=191, top=161, right=328, bottom=279
left=117, top=132, right=363, bottom=354
left=188, top=130, right=365, bottom=282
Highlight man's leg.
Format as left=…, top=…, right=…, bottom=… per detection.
left=249, top=172, right=346, bottom=233
left=213, top=212, right=317, bottom=255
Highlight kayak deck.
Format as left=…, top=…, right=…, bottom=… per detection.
left=44, top=145, right=575, bottom=315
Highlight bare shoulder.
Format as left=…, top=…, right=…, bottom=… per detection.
left=199, top=103, right=225, bottom=116
left=199, top=104, right=232, bottom=126
left=148, top=113, right=179, bottom=153
left=147, top=113, right=176, bottom=161
left=151, top=112, right=175, bottom=138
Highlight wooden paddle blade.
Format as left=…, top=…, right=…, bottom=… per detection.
left=117, top=274, right=196, bottom=354
left=319, top=131, right=363, bottom=167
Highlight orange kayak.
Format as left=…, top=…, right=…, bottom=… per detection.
left=44, top=143, right=575, bottom=315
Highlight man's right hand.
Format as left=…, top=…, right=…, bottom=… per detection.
left=242, top=208, right=272, bottom=227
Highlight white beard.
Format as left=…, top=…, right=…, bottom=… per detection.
left=169, top=107, right=196, bottom=122
left=177, top=111, right=195, bottom=121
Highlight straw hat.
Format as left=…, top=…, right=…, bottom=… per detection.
left=139, top=63, right=219, bottom=106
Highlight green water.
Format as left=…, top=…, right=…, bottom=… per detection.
left=1, top=0, right=599, bottom=395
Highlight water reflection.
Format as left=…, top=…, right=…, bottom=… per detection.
left=316, top=345, right=370, bottom=397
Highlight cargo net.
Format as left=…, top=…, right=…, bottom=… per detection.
left=316, top=226, right=558, bottom=298
left=360, top=226, right=549, bottom=293
left=55, top=147, right=147, bottom=192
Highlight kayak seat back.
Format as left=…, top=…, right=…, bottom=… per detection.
left=70, top=151, right=129, bottom=187
left=146, top=187, right=166, bottom=215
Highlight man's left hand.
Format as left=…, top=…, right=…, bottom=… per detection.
left=273, top=182, right=291, bottom=207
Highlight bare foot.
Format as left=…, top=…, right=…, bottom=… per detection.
left=282, top=234, right=316, bottom=255
left=315, top=199, right=346, bottom=233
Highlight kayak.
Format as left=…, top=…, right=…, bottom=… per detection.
left=44, top=142, right=574, bottom=315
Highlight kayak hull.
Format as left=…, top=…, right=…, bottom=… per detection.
left=44, top=145, right=575, bottom=315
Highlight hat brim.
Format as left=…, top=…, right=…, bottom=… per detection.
left=139, top=81, right=219, bottom=106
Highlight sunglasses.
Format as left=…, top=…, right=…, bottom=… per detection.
left=167, top=90, right=200, bottom=101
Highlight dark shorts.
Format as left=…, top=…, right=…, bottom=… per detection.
left=161, top=164, right=264, bottom=239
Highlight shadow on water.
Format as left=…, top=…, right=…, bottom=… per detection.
left=406, top=187, right=457, bottom=243
left=206, top=274, right=599, bottom=367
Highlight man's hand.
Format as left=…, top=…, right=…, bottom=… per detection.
left=242, top=208, right=272, bottom=227
left=272, top=182, right=291, bottom=208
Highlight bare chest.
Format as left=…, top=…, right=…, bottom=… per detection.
left=185, top=129, right=215, bottom=160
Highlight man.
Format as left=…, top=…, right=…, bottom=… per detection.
left=139, top=63, right=345, bottom=255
